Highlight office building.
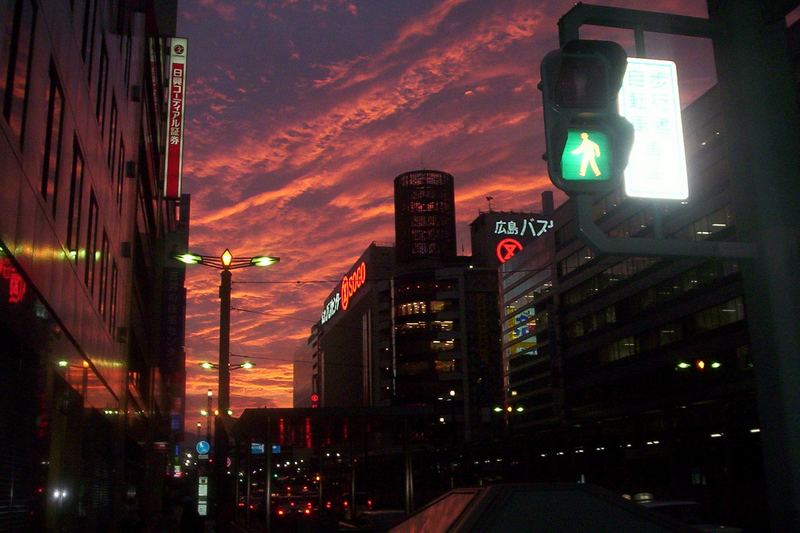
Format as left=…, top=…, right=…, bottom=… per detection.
left=0, top=1, right=187, bottom=529
left=497, top=85, right=762, bottom=526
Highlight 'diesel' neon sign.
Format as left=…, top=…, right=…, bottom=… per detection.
left=321, top=261, right=367, bottom=324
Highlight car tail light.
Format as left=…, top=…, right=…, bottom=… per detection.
left=326, top=501, right=332, bottom=509
left=304, top=508, right=311, bottom=515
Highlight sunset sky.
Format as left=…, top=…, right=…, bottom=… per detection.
left=176, top=0, right=717, bottom=435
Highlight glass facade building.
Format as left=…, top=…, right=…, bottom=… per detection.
left=0, top=1, right=187, bottom=529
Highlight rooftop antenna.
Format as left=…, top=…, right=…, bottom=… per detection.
left=486, top=196, right=494, bottom=212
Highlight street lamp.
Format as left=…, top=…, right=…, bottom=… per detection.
left=175, top=248, right=279, bottom=414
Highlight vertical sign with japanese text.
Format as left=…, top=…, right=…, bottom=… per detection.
left=164, top=38, right=188, bottom=199
left=618, top=58, right=688, bottom=200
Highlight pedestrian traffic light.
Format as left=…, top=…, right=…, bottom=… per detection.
left=540, top=39, right=634, bottom=194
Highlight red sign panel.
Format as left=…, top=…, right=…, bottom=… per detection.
left=341, top=261, right=366, bottom=310
left=164, top=39, right=187, bottom=199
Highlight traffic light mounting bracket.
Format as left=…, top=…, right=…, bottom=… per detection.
left=573, top=194, right=755, bottom=258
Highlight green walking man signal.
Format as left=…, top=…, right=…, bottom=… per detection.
left=539, top=40, right=633, bottom=194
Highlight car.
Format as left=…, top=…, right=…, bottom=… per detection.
left=639, top=500, right=743, bottom=533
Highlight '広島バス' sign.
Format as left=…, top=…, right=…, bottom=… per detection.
left=321, top=261, right=366, bottom=324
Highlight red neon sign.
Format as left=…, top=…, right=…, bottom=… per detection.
left=341, top=261, right=366, bottom=310
left=0, top=258, right=27, bottom=304
left=496, top=238, right=523, bottom=263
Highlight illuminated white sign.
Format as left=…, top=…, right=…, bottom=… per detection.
left=493, top=218, right=553, bottom=237
left=321, top=293, right=340, bottom=324
left=618, top=58, right=688, bottom=200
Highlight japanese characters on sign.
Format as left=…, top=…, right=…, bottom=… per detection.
left=618, top=58, right=688, bottom=200
left=163, top=38, right=187, bottom=199
left=493, top=218, right=553, bottom=238
left=492, top=217, right=553, bottom=264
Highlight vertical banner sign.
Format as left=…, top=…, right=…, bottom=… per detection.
left=618, top=58, right=688, bottom=200
left=164, top=38, right=187, bottom=199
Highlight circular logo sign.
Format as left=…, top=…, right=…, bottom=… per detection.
left=196, top=440, right=210, bottom=455
left=496, top=238, right=523, bottom=263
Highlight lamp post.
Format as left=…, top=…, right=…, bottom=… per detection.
left=198, top=355, right=256, bottom=416
left=175, top=249, right=279, bottom=414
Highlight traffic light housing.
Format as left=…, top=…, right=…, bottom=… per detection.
left=540, top=40, right=634, bottom=194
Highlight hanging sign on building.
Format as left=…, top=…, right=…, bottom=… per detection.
left=164, top=38, right=188, bottom=199
left=483, top=215, right=553, bottom=264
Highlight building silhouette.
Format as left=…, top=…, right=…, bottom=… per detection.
left=0, top=1, right=187, bottom=529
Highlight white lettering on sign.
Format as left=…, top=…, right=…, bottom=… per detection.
left=321, top=293, right=340, bottom=324
left=494, top=218, right=553, bottom=237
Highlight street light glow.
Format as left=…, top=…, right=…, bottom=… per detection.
left=240, top=360, right=255, bottom=369
left=175, top=252, right=203, bottom=265
left=200, top=362, right=215, bottom=369
left=221, top=249, right=233, bottom=267
left=251, top=255, right=280, bottom=267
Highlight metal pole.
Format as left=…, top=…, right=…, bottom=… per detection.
left=708, top=1, right=800, bottom=529
left=207, top=390, right=212, bottom=443
left=219, top=269, right=232, bottom=414
left=245, top=448, right=251, bottom=528
left=265, top=415, right=272, bottom=533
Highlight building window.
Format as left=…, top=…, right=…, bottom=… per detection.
left=558, top=247, right=595, bottom=278
left=599, top=336, right=639, bottom=363
left=107, top=94, right=117, bottom=166
left=98, top=231, right=109, bottom=315
left=430, top=300, right=447, bottom=313
left=1, top=0, right=36, bottom=147
left=397, top=301, right=427, bottom=316
left=430, top=339, right=455, bottom=352
left=123, top=24, right=132, bottom=89
left=396, top=321, right=427, bottom=333
left=435, top=359, right=456, bottom=374
left=66, top=138, right=84, bottom=262
left=431, top=320, right=453, bottom=331
left=109, top=259, right=118, bottom=332
left=96, top=41, right=107, bottom=129
left=42, top=64, right=65, bottom=218
left=83, top=0, right=96, bottom=70
left=85, top=191, right=98, bottom=292
left=694, top=297, right=745, bottom=332
left=116, top=140, right=125, bottom=210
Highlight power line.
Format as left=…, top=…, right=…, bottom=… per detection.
left=231, top=306, right=317, bottom=324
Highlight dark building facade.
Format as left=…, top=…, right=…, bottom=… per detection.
left=497, top=84, right=764, bottom=528
left=312, top=171, right=504, bottom=445
left=0, top=1, right=187, bottom=530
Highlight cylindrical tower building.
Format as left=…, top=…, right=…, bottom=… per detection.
left=394, top=170, right=457, bottom=263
